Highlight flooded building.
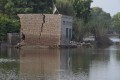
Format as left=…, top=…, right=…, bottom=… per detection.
left=18, top=14, right=72, bottom=46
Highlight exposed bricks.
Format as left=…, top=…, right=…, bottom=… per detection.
left=18, top=14, right=72, bottom=46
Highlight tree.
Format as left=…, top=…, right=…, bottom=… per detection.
left=112, top=12, right=120, bottom=36
left=56, top=0, right=92, bottom=21
left=67, top=0, right=93, bottom=41
left=0, top=0, right=7, bottom=13
left=55, top=0, right=75, bottom=16
left=0, top=0, right=55, bottom=40
left=11, top=0, right=55, bottom=14
left=86, top=7, right=112, bottom=46
left=72, top=18, right=85, bottom=41
left=0, top=13, right=20, bottom=40
left=71, top=0, right=92, bottom=22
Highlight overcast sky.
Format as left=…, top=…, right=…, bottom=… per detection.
left=91, top=0, right=120, bottom=16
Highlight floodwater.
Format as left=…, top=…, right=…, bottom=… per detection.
left=0, top=45, right=120, bottom=80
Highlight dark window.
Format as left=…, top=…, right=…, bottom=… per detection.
left=66, top=28, right=69, bottom=38
left=69, top=29, right=72, bottom=40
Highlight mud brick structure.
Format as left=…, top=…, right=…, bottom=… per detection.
left=18, top=14, right=72, bottom=46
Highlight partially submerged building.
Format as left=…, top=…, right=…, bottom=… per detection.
left=18, top=14, right=72, bottom=46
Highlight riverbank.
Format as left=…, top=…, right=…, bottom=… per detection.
left=1, top=36, right=120, bottom=49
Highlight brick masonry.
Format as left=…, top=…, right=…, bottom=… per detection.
left=18, top=14, right=72, bottom=46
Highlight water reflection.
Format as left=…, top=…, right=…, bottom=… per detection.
left=0, top=46, right=20, bottom=80
left=18, top=48, right=112, bottom=80
left=0, top=45, right=120, bottom=80
left=89, top=46, right=120, bottom=80
left=19, top=48, right=60, bottom=80
left=70, top=48, right=111, bottom=80
left=19, top=49, right=76, bottom=80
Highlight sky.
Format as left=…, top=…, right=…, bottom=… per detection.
left=91, top=0, right=120, bottom=16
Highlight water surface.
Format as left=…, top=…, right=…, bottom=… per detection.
left=0, top=45, right=120, bottom=80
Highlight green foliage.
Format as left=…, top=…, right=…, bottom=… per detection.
left=55, top=0, right=92, bottom=22
left=0, top=13, right=20, bottom=40
left=72, top=0, right=92, bottom=22
left=56, top=0, right=75, bottom=16
left=87, top=7, right=111, bottom=35
left=4, top=0, right=14, bottom=15
left=55, top=0, right=92, bottom=42
left=72, top=18, right=86, bottom=41
left=66, top=0, right=93, bottom=41
left=0, top=0, right=7, bottom=13
left=86, top=7, right=112, bottom=46
left=112, top=12, right=120, bottom=34
left=12, top=0, right=55, bottom=14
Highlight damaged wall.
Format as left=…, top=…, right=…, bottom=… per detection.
left=18, top=14, right=72, bottom=46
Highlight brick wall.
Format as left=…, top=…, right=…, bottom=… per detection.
left=18, top=14, right=72, bottom=46
left=18, top=14, right=61, bottom=46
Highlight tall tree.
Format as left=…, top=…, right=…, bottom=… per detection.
left=71, top=0, right=92, bottom=22
left=112, top=12, right=120, bottom=36
left=87, top=7, right=112, bottom=46
left=67, top=0, right=93, bottom=41
left=12, top=0, right=55, bottom=14
left=72, top=18, right=85, bottom=41
left=0, top=0, right=7, bottom=13
left=55, top=0, right=75, bottom=16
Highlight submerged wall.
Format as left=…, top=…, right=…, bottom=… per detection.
left=18, top=14, right=72, bottom=46
left=18, top=14, right=61, bottom=46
